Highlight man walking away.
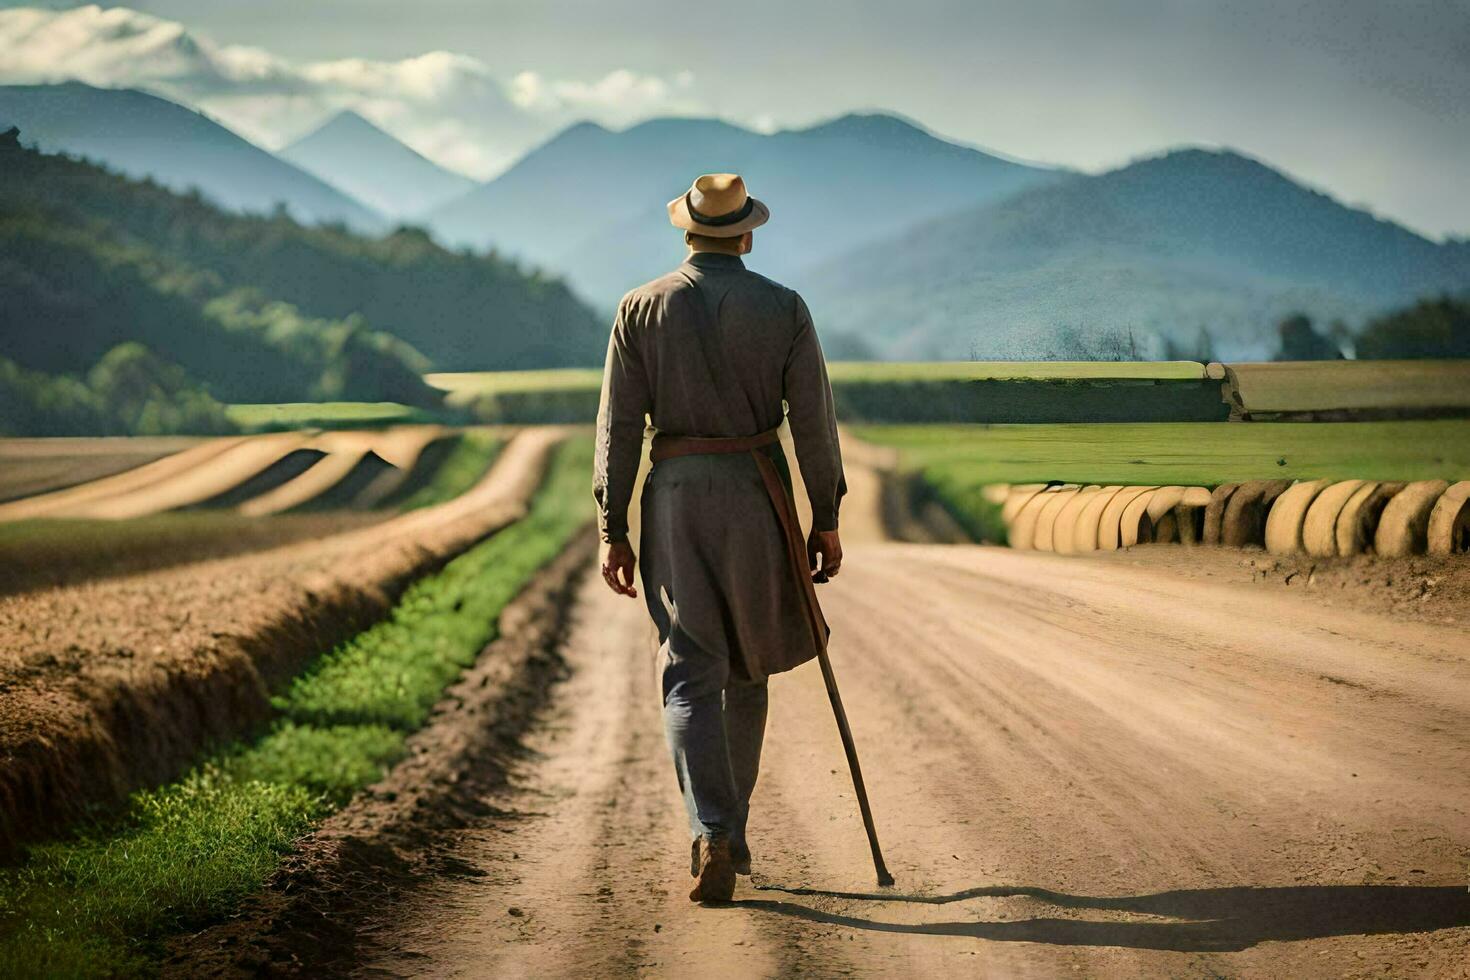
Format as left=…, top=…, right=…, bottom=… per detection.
left=594, top=173, right=846, bottom=903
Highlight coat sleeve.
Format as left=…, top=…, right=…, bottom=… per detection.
left=593, top=298, right=652, bottom=544
left=783, top=293, right=846, bottom=532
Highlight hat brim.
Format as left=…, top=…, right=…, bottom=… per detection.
left=667, top=194, right=769, bottom=237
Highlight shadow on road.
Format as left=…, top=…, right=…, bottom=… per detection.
left=741, top=883, right=1470, bottom=952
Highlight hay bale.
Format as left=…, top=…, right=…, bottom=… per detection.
left=1138, top=486, right=1184, bottom=543
left=1052, top=486, right=1103, bottom=554
left=1099, top=486, right=1156, bottom=550
left=1009, top=485, right=1075, bottom=550
left=1264, top=479, right=1332, bottom=555
left=1034, top=486, right=1085, bottom=552
left=1375, top=480, right=1451, bottom=557
left=1335, top=482, right=1406, bottom=555
left=1427, top=481, right=1470, bottom=555
left=1221, top=480, right=1292, bottom=548
left=1119, top=489, right=1160, bottom=547
left=1167, top=488, right=1211, bottom=546
left=1001, top=484, right=1049, bottom=526
left=1070, top=486, right=1124, bottom=553
left=1202, top=483, right=1241, bottom=546
left=1301, top=480, right=1367, bottom=557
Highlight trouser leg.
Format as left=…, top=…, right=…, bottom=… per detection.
left=723, top=674, right=768, bottom=858
left=661, top=631, right=741, bottom=843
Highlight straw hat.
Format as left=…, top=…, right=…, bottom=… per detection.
left=667, top=173, right=769, bottom=237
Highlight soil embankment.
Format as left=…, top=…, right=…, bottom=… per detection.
left=0, top=511, right=386, bottom=597
left=0, top=437, right=202, bottom=504
left=0, top=427, right=565, bottom=857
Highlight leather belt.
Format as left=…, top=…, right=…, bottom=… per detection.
left=649, top=427, right=829, bottom=664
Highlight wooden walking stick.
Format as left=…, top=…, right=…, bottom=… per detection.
left=814, top=643, right=895, bottom=887
left=747, top=448, right=895, bottom=888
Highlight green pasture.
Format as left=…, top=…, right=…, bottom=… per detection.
left=225, top=401, right=441, bottom=431
left=862, top=420, right=1470, bottom=543
left=426, top=360, right=1224, bottom=425
left=426, top=361, right=1206, bottom=403
left=860, top=420, right=1470, bottom=487
left=426, top=368, right=602, bottom=402
left=827, top=360, right=1206, bottom=382
left=0, top=437, right=593, bottom=978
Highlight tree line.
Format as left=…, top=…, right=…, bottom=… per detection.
left=1272, top=296, right=1470, bottom=361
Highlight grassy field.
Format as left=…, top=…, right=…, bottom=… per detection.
left=861, top=420, right=1470, bottom=544
left=426, top=361, right=1207, bottom=402
left=427, top=361, right=1226, bottom=425
left=828, top=360, right=1206, bottom=382
left=226, top=402, right=441, bottom=431
left=859, top=420, right=1470, bottom=486
left=0, top=437, right=593, bottom=978
left=426, top=369, right=602, bottom=404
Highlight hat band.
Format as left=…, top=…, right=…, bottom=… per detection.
left=686, top=192, right=754, bottom=227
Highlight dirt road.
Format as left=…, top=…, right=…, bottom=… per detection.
left=351, top=459, right=1470, bottom=977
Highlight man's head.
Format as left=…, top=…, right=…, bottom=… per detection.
left=668, top=173, right=768, bottom=252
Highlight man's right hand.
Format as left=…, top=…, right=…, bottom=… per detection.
left=602, top=540, right=639, bottom=598
left=807, top=528, right=842, bottom=583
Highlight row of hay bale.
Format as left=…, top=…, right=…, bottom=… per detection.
left=995, top=479, right=1469, bottom=557
left=0, top=426, right=454, bottom=523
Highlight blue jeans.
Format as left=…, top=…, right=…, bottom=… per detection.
left=661, top=633, right=768, bottom=854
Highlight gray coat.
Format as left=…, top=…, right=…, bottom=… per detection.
left=593, top=251, right=845, bottom=680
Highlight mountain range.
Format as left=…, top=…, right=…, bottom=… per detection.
left=4, top=81, right=1467, bottom=363
left=423, top=113, right=1057, bottom=305
left=280, top=110, right=476, bottom=219
left=0, top=83, right=385, bottom=234
left=802, top=148, right=1470, bottom=360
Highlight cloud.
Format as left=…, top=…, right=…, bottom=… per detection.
left=509, top=68, right=700, bottom=122
left=0, top=4, right=707, bottom=176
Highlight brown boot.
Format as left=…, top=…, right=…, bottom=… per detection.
left=688, top=837, right=736, bottom=903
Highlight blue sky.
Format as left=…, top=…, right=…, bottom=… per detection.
left=2, top=0, right=1466, bottom=237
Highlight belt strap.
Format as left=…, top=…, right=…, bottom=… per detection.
left=650, top=427, right=779, bottom=463
left=649, top=427, right=829, bottom=663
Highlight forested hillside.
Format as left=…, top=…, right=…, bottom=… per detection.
left=0, top=128, right=608, bottom=433
left=3, top=128, right=604, bottom=372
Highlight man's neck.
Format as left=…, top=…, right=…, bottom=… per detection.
left=685, top=250, right=745, bottom=269
left=688, top=243, right=744, bottom=258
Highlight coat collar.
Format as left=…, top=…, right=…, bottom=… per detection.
left=684, top=251, right=745, bottom=271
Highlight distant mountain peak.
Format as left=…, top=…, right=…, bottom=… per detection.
left=796, top=111, right=931, bottom=139
left=280, top=108, right=475, bottom=219
left=310, top=109, right=386, bottom=137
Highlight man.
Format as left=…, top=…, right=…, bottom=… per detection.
left=593, top=173, right=846, bottom=904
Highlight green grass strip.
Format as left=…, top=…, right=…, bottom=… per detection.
left=394, top=430, right=503, bottom=511
left=861, top=420, right=1470, bottom=544
left=0, top=436, right=593, bottom=978
left=279, top=436, right=589, bottom=729
left=226, top=401, right=437, bottom=431
left=859, top=420, right=1470, bottom=487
